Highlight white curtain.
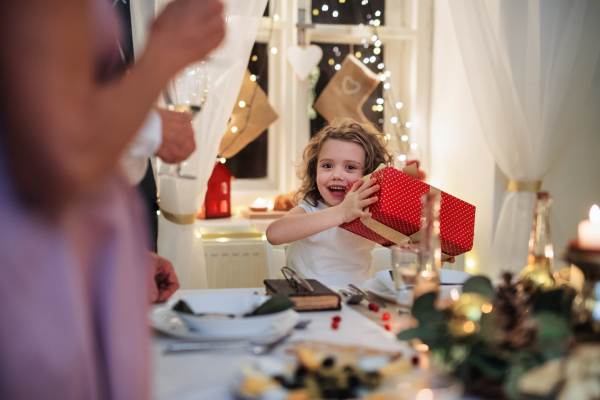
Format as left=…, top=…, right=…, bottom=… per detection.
left=447, top=0, right=600, bottom=277
left=131, top=0, right=268, bottom=288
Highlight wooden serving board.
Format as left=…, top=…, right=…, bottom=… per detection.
left=240, top=208, right=287, bottom=220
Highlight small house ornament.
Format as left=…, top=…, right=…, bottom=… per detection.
left=197, top=160, right=232, bottom=219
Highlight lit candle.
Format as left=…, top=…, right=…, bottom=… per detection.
left=250, top=197, right=268, bottom=211
left=578, top=205, right=600, bottom=250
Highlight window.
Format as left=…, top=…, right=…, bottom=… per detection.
left=230, top=0, right=433, bottom=207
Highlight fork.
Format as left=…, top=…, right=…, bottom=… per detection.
left=165, top=332, right=292, bottom=355
left=339, top=289, right=365, bottom=304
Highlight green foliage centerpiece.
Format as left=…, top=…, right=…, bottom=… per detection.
left=398, top=272, right=577, bottom=400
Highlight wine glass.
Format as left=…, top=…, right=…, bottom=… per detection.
left=159, top=61, right=209, bottom=180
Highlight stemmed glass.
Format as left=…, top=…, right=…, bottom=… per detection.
left=159, top=61, right=209, bottom=180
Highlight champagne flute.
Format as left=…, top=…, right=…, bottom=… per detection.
left=160, top=61, right=209, bottom=180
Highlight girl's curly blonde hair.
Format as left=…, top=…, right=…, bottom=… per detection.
left=294, top=118, right=395, bottom=207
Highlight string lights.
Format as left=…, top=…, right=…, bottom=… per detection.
left=311, top=1, right=417, bottom=166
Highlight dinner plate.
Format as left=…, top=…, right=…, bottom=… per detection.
left=375, top=269, right=472, bottom=294
left=363, top=278, right=464, bottom=305
left=151, top=301, right=299, bottom=343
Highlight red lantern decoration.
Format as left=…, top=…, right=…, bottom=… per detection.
left=197, top=161, right=232, bottom=219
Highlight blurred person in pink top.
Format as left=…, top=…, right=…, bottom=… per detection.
left=0, top=0, right=224, bottom=399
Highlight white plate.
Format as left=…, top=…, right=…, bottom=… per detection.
left=363, top=278, right=397, bottom=302
left=375, top=269, right=472, bottom=294
left=363, top=278, right=464, bottom=305
left=151, top=301, right=299, bottom=343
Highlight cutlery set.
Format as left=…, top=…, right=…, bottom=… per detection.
left=339, top=285, right=387, bottom=308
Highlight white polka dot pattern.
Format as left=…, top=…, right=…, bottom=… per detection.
left=339, top=167, right=476, bottom=255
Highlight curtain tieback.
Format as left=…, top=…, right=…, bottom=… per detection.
left=159, top=207, right=196, bottom=225
left=507, top=180, right=542, bottom=192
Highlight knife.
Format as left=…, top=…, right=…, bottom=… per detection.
left=348, top=284, right=387, bottom=309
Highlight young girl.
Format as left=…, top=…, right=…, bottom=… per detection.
left=266, top=118, right=394, bottom=286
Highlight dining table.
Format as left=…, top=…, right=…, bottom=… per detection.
left=151, top=287, right=477, bottom=400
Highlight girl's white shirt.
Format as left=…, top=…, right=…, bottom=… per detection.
left=285, top=199, right=375, bottom=287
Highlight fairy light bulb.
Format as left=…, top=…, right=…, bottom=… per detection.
left=410, top=143, right=418, bottom=149
left=270, top=47, right=278, bottom=54
left=375, top=40, right=381, bottom=47
left=273, top=14, right=279, bottom=21
left=373, top=48, right=381, bottom=55
left=250, top=74, right=256, bottom=81
left=376, top=105, right=383, bottom=112
left=328, top=59, right=334, bottom=65
left=401, top=135, right=408, bottom=141
left=376, top=98, right=384, bottom=104
left=322, top=4, right=329, bottom=11
left=355, top=51, right=362, bottom=58
left=379, top=75, right=386, bottom=81
left=370, top=56, right=376, bottom=62
left=375, top=10, right=381, bottom=16
left=238, top=101, right=246, bottom=108
left=220, top=157, right=226, bottom=163
left=335, top=64, right=341, bottom=70
left=391, top=117, right=398, bottom=123
left=383, top=83, right=390, bottom=89
left=399, top=154, right=407, bottom=161
left=313, top=9, right=319, bottom=16
left=405, top=121, right=412, bottom=128
left=396, top=102, right=403, bottom=109
left=363, top=58, right=369, bottom=64
left=332, top=10, right=338, bottom=17
left=371, top=34, right=378, bottom=41
left=231, top=126, right=238, bottom=133
left=378, top=63, right=384, bottom=69
left=251, top=55, right=258, bottom=62
left=374, top=19, right=380, bottom=26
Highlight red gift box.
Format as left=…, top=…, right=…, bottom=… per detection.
left=339, top=166, right=475, bottom=256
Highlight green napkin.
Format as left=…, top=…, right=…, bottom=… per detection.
left=251, top=294, right=295, bottom=316
left=172, top=300, right=195, bottom=315
left=172, top=294, right=295, bottom=317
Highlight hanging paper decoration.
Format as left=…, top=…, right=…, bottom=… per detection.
left=218, top=69, right=278, bottom=158
left=287, top=45, right=323, bottom=81
left=313, top=54, right=380, bottom=124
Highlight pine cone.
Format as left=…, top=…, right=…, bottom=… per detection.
left=494, top=272, right=537, bottom=351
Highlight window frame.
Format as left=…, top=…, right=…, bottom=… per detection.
left=230, top=0, right=433, bottom=207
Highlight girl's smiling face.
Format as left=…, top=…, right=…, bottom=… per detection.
left=316, top=139, right=366, bottom=207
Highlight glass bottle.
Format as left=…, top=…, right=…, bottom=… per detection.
left=520, top=191, right=556, bottom=289
left=414, top=192, right=442, bottom=299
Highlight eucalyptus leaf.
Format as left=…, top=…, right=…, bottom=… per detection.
left=462, top=276, right=496, bottom=300
left=467, top=349, right=507, bottom=379
left=411, top=292, right=439, bottom=321
left=532, top=287, right=576, bottom=320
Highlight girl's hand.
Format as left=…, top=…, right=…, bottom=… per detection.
left=336, top=178, right=380, bottom=223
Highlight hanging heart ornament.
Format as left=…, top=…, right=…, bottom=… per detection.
left=286, top=45, right=323, bottom=81
left=342, top=76, right=361, bottom=94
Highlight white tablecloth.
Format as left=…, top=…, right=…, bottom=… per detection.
left=152, top=288, right=413, bottom=400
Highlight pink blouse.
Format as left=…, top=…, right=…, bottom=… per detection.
left=0, top=1, right=152, bottom=398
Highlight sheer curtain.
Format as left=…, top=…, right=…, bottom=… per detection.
left=131, top=0, right=268, bottom=288
left=448, top=0, right=600, bottom=277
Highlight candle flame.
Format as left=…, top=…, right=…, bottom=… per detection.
left=590, top=204, right=600, bottom=223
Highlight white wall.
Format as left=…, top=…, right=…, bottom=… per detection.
left=430, top=0, right=600, bottom=278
